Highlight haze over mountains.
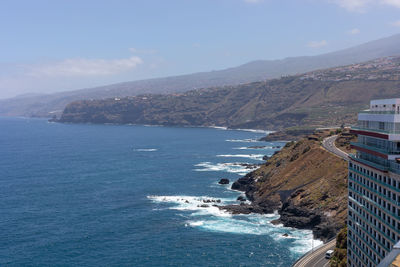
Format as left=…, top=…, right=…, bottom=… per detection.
left=59, top=56, right=400, bottom=130
left=2, top=33, right=400, bottom=117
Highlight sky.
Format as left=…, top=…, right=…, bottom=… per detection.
left=1, top=0, right=400, bottom=99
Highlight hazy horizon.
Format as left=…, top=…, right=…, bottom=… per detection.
left=2, top=0, right=400, bottom=99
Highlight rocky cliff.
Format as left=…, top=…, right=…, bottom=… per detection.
left=221, top=130, right=351, bottom=241
left=57, top=56, right=400, bottom=130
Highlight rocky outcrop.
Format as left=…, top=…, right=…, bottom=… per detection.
left=220, top=130, right=351, bottom=241
left=260, top=129, right=316, bottom=142
left=219, top=203, right=274, bottom=214
left=236, top=196, right=246, bottom=202
left=218, top=178, right=230, bottom=184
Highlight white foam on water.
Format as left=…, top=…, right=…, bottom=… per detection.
left=233, top=146, right=273, bottom=150
left=234, top=128, right=274, bottom=134
left=193, top=162, right=260, bottom=176
left=286, top=231, right=323, bottom=254
left=188, top=220, right=205, bottom=226
left=209, top=126, right=228, bottom=130
left=134, top=148, right=158, bottom=152
left=147, top=195, right=236, bottom=210
left=217, top=154, right=265, bottom=161
left=148, top=195, right=322, bottom=256
left=225, top=139, right=259, bottom=143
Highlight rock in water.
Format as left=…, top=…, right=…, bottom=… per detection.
left=237, top=196, right=246, bottom=202
left=218, top=178, right=230, bottom=184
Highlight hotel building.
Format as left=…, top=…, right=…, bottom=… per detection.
left=348, top=99, right=400, bottom=266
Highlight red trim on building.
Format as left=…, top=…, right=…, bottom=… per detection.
left=350, top=129, right=388, bottom=140
left=350, top=144, right=387, bottom=159
left=349, top=158, right=388, bottom=173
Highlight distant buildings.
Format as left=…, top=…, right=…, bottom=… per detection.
left=349, top=99, right=400, bottom=266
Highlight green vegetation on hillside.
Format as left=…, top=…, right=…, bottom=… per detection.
left=3, top=34, right=400, bottom=118
left=59, top=56, right=400, bottom=130
left=330, top=226, right=347, bottom=267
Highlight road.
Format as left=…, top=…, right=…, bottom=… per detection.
left=321, top=135, right=349, bottom=161
left=292, top=135, right=349, bottom=267
left=293, top=239, right=336, bottom=267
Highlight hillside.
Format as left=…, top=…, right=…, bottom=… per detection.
left=58, top=56, right=400, bottom=131
left=2, top=33, right=400, bottom=117
left=221, top=130, right=351, bottom=241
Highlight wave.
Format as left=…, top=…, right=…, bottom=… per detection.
left=225, top=139, right=259, bottom=143
left=209, top=126, right=228, bottom=130
left=134, top=148, right=158, bottom=152
left=216, top=154, right=265, bottom=161
left=147, top=195, right=235, bottom=216
left=234, top=128, right=274, bottom=134
left=233, top=146, right=274, bottom=150
left=148, top=195, right=322, bottom=255
left=193, top=162, right=260, bottom=175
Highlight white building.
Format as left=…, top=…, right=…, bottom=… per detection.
left=348, top=98, right=400, bottom=266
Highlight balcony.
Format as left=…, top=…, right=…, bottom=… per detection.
left=349, top=166, right=400, bottom=194
left=359, top=110, right=399, bottom=115
left=350, top=142, right=400, bottom=155
left=348, top=174, right=400, bottom=212
left=349, top=154, right=388, bottom=172
left=351, top=126, right=400, bottom=135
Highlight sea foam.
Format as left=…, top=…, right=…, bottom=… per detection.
left=134, top=148, right=158, bottom=152
left=148, top=194, right=322, bottom=255
left=216, top=154, right=265, bottom=161
left=225, top=139, right=259, bottom=143
left=193, top=162, right=260, bottom=175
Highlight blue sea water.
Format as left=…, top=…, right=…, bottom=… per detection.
left=0, top=117, right=321, bottom=266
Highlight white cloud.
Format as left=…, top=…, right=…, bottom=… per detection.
left=348, top=28, right=361, bottom=34
left=330, top=0, right=400, bottom=11
left=330, top=0, right=371, bottom=12
left=383, top=0, right=400, bottom=7
left=129, top=47, right=138, bottom=53
left=28, top=56, right=143, bottom=77
left=391, top=20, right=400, bottom=27
left=307, top=40, right=328, bottom=48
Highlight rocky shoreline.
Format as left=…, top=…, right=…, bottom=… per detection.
left=217, top=172, right=339, bottom=241
left=215, top=130, right=350, bottom=242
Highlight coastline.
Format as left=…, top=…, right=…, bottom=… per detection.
left=216, top=129, right=349, bottom=243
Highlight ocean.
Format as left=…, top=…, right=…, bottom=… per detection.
left=0, top=117, right=321, bottom=266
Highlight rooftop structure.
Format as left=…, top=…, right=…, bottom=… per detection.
left=348, top=98, right=400, bottom=266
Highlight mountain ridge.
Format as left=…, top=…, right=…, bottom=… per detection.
left=2, top=33, right=400, bottom=117
left=57, top=56, right=400, bottom=131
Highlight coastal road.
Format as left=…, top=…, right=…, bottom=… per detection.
left=293, top=239, right=336, bottom=267
left=321, top=135, right=349, bottom=161
left=292, top=135, right=349, bottom=267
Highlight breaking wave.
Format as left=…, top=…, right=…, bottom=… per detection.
left=225, top=139, right=259, bottom=143
left=148, top=195, right=322, bottom=255
left=193, top=162, right=260, bottom=176
left=134, top=148, right=158, bottom=152
left=216, top=154, right=265, bottom=161
left=233, top=146, right=274, bottom=150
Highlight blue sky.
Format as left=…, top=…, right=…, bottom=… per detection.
left=1, top=0, right=400, bottom=98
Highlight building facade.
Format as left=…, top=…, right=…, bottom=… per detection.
left=348, top=99, right=400, bottom=266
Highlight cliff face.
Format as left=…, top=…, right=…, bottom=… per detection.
left=226, top=131, right=349, bottom=241
left=57, top=56, right=400, bottom=130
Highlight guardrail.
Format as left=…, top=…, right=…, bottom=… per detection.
left=351, top=126, right=399, bottom=135
left=348, top=154, right=388, bottom=172
left=291, top=237, right=336, bottom=267
left=359, top=111, right=400, bottom=115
